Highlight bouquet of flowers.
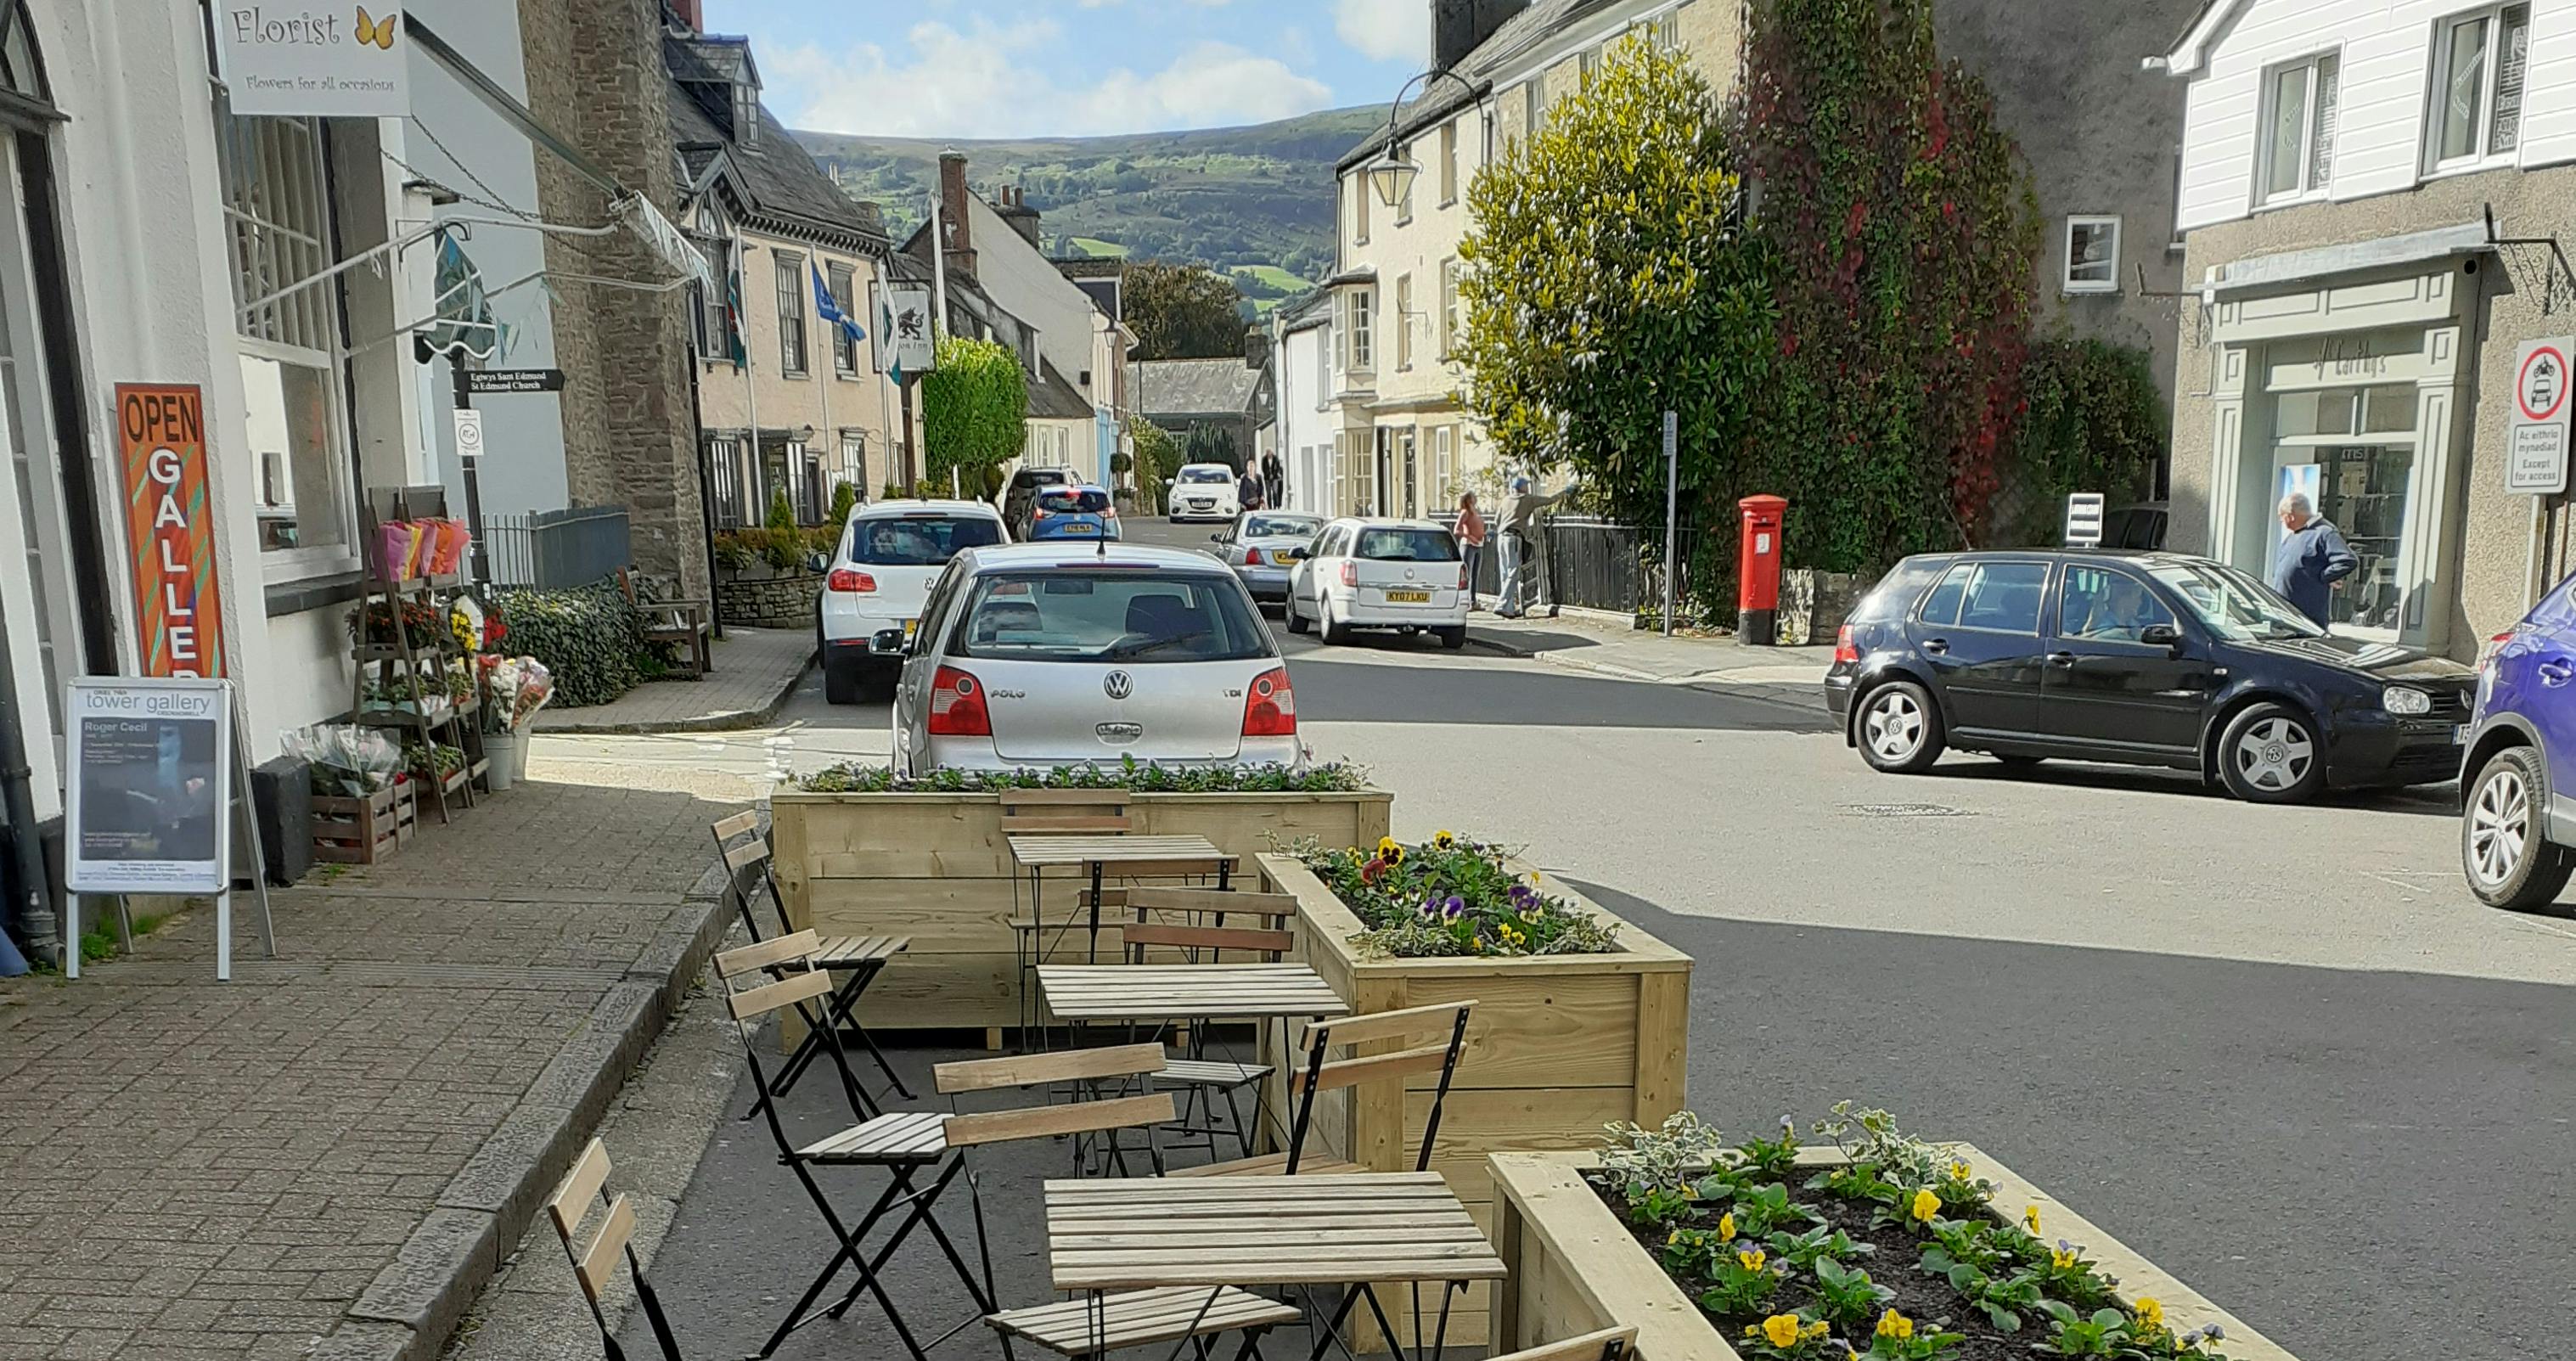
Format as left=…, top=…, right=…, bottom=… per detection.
left=481, top=655, right=555, bottom=734
left=284, top=723, right=402, bottom=797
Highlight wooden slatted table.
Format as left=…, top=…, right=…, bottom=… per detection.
left=1043, top=1173, right=1505, bottom=1360
left=1036, top=964, right=1347, bottom=1025
left=1010, top=833, right=1238, bottom=1032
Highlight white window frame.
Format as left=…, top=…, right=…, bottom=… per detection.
left=1395, top=273, right=1414, bottom=371
left=828, top=259, right=859, bottom=375
left=2422, top=3, right=2530, bottom=176
left=774, top=250, right=808, bottom=376
left=1523, top=79, right=1543, bottom=142
left=1438, top=121, right=1459, bottom=206
left=2062, top=216, right=2121, bottom=295
left=2254, top=50, right=2340, bottom=207
left=1395, top=138, right=1415, bottom=226
left=1352, top=172, right=1370, bottom=245
left=1344, top=287, right=1375, bottom=374
left=1434, top=425, right=1454, bottom=503
left=1440, top=258, right=1461, bottom=359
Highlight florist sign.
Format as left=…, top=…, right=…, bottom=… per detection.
left=217, top=5, right=409, bottom=117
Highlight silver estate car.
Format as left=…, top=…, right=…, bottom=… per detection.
left=891, top=543, right=1302, bottom=775
left=1204, top=510, right=1325, bottom=603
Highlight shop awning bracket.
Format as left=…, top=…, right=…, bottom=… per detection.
left=2485, top=204, right=2573, bottom=317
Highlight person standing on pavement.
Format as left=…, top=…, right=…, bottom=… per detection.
left=1495, top=474, right=1576, bottom=619
left=2268, top=491, right=2358, bottom=627
left=1262, top=450, right=1284, bottom=509
left=1455, top=492, right=1488, bottom=611
left=1236, top=464, right=1266, bottom=513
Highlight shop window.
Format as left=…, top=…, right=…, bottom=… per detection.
left=2064, top=217, right=2120, bottom=294
left=2313, top=445, right=2418, bottom=631
left=2427, top=4, right=2529, bottom=171
left=2257, top=51, right=2339, bottom=204
left=217, top=108, right=354, bottom=572
left=774, top=251, right=807, bottom=375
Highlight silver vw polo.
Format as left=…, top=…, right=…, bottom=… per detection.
left=891, top=543, right=1304, bottom=775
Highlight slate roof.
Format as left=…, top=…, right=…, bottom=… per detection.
left=1337, top=0, right=1618, bottom=171
left=666, top=34, right=886, bottom=250
left=1028, top=359, right=1095, bottom=421
left=1137, top=357, right=1261, bottom=419
left=1274, top=287, right=1331, bottom=332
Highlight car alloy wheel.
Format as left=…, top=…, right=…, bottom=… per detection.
left=2230, top=716, right=2314, bottom=792
left=1863, top=689, right=1925, bottom=762
left=2467, top=762, right=2529, bottom=888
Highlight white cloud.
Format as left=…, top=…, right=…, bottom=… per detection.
left=1333, top=0, right=1428, bottom=64
left=766, top=25, right=1334, bottom=138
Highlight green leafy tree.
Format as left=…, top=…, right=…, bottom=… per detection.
left=1457, top=36, right=1778, bottom=575
left=1746, top=0, right=2043, bottom=570
left=1992, top=338, right=2164, bottom=547
left=765, top=486, right=796, bottom=531
left=1130, top=420, right=1181, bottom=510
left=921, top=335, right=1029, bottom=489
left=1126, top=262, right=1247, bottom=359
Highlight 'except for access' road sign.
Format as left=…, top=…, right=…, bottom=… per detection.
left=464, top=368, right=567, bottom=395
left=2508, top=337, right=2571, bottom=496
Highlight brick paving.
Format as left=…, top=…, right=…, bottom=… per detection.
left=0, top=778, right=742, bottom=1361
left=532, top=627, right=812, bottom=734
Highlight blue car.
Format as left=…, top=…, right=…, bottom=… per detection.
left=2461, top=572, right=2576, bottom=909
left=1025, top=485, right=1121, bottom=542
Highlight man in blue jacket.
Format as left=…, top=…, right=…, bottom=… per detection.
left=2268, top=492, right=2358, bottom=627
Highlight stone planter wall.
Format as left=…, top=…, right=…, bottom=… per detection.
left=716, top=565, right=822, bottom=628
left=1488, top=1148, right=2298, bottom=1361
left=1778, top=569, right=1867, bottom=646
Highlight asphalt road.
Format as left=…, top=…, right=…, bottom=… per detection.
left=549, top=510, right=2576, bottom=1361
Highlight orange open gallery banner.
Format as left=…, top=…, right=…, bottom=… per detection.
left=117, top=383, right=228, bottom=678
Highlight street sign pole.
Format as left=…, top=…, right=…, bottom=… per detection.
left=451, top=362, right=487, bottom=582
left=1662, top=410, right=1679, bottom=638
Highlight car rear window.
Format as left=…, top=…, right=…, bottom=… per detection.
left=1037, top=488, right=1112, bottom=513
left=1244, top=515, right=1322, bottom=539
left=950, top=571, right=1273, bottom=664
left=1958, top=563, right=2048, bottom=633
left=1355, top=527, right=1459, bottom=561
left=1179, top=467, right=1233, bottom=484
left=1851, top=558, right=1950, bottom=625
left=846, top=515, right=1004, bottom=565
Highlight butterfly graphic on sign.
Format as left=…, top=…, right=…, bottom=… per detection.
left=355, top=6, right=397, bottom=49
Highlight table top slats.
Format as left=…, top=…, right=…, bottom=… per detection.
left=1043, top=1173, right=1505, bottom=1291
left=1037, top=964, right=1348, bottom=1022
left=1009, top=835, right=1229, bottom=866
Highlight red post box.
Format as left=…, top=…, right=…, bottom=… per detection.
left=1736, top=494, right=1788, bottom=646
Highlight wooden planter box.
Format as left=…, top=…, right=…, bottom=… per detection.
left=1256, top=852, right=1693, bottom=1347
left=311, top=783, right=418, bottom=864
left=1488, top=1149, right=2298, bottom=1361
left=770, top=789, right=1395, bottom=1036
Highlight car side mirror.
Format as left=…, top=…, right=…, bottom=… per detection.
left=2140, top=623, right=2183, bottom=649
left=1283, top=547, right=1308, bottom=562
left=807, top=552, right=830, bottom=573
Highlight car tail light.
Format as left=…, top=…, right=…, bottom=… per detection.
left=1243, top=548, right=1266, bottom=566
left=926, top=666, right=991, bottom=736
left=1833, top=625, right=1859, bottom=666
left=2476, top=629, right=2516, bottom=675
left=1339, top=562, right=1358, bottom=588
left=1242, top=666, right=1296, bottom=737
left=826, top=568, right=877, bottom=594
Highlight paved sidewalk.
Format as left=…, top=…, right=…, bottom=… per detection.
left=0, top=779, right=741, bottom=1361
left=533, top=627, right=813, bottom=735
left=1465, top=612, right=1836, bottom=712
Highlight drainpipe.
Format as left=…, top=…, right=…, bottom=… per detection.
left=0, top=627, right=54, bottom=972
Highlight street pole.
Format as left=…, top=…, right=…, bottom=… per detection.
left=1662, top=409, right=1679, bottom=638
left=453, top=361, right=487, bottom=583
left=740, top=239, right=763, bottom=526
left=901, top=373, right=920, bottom=496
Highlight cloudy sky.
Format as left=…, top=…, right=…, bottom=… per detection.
left=705, top=0, right=1431, bottom=138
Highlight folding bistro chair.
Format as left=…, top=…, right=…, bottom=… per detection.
left=709, top=813, right=912, bottom=1111
left=1167, top=999, right=1476, bottom=1179
left=716, top=932, right=993, bottom=1361
left=544, top=1138, right=687, bottom=1361
left=1116, top=911, right=1297, bottom=1159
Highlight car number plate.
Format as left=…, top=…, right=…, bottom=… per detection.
left=1386, top=589, right=1431, bottom=604
left=2452, top=723, right=2469, bottom=745
left=1061, top=522, right=1097, bottom=534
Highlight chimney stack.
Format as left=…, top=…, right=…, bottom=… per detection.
left=669, top=0, right=702, bottom=31
left=1433, top=0, right=1532, bottom=73
left=937, top=150, right=976, bottom=276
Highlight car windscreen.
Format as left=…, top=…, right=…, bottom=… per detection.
left=1179, top=467, right=1233, bottom=484
left=1244, top=515, right=1322, bottom=539
left=1037, top=488, right=1112, bottom=513
left=950, top=571, right=1274, bottom=663
left=1354, top=527, right=1460, bottom=561
left=2144, top=561, right=2325, bottom=641
left=846, top=515, right=1004, bottom=566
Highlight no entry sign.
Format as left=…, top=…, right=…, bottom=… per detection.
left=2508, top=337, right=2570, bottom=495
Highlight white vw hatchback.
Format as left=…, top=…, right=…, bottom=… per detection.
left=816, top=499, right=1010, bottom=704
left=891, top=543, right=1302, bottom=775
left=1284, top=518, right=1470, bottom=650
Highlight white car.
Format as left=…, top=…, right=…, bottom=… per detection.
left=1167, top=463, right=1242, bottom=522
left=1284, top=518, right=1470, bottom=650
left=891, top=543, right=1302, bottom=776
left=815, top=499, right=1010, bottom=704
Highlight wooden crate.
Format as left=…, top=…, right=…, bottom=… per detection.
left=1256, top=852, right=1692, bottom=1348
left=1488, top=1148, right=2301, bottom=1361
left=311, top=783, right=418, bottom=864
left=770, top=790, right=1395, bottom=1035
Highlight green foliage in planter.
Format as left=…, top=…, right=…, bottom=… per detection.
left=1988, top=338, right=2165, bottom=548
left=491, top=580, right=649, bottom=708
left=1301, top=832, right=1621, bottom=957
left=712, top=526, right=839, bottom=573
left=828, top=481, right=861, bottom=526
left=790, top=756, right=1370, bottom=794
left=765, top=487, right=797, bottom=532
left=881, top=481, right=908, bottom=500
left=922, top=335, right=1028, bottom=483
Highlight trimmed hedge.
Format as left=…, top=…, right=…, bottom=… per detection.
left=491, top=579, right=650, bottom=709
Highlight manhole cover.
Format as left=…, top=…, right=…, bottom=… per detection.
left=1842, top=802, right=1974, bottom=818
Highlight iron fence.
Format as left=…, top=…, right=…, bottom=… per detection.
left=485, top=505, right=631, bottom=589
left=1437, top=514, right=1712, bottom=623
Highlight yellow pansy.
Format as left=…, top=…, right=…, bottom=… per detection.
left=1802, top=1320, right=1830, bottom=1341
left=2051, top=1246, right=2080, bottom=1270
left=1680, top=1184, right=1699, bottom=1201
left=1717, top=1212, right=1736, bottom=1240
left=1910, top=1187, right=1941, bottom=1223
left=2134, top=1298, right=2165, bottom=1329
left=1760, top=1314, right=1802, bottom=1348
left=1433, top=830, right=1456, bottom=847
left=2023, top=1204, right=2043, bottom=1234
left=1876, top=1309, right=1915, bottom=1341
left=1949, top=1159, right=1972, bottom=1181
left=1737, top=1249, right=1766, bottom=1273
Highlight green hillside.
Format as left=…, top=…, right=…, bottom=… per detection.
left=792, top=106, right=1378, bottom=282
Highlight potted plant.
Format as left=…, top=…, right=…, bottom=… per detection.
left=478, top=655, right=554, bottom=790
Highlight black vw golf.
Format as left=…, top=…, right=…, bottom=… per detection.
left=1822, top=550, right=2475, bottom=803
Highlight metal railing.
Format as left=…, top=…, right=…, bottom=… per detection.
left=485, top=505, right=631, bottom=588
left=1443, top=514, right=1710, bottom=621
